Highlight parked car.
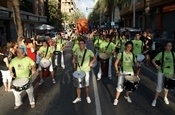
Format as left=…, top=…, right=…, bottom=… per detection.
left=120, top=27, right=141, bottom=40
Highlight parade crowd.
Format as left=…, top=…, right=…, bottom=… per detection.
left=0, top=28, right=174, bottom=110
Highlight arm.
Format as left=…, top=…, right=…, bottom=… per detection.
left=115, top=58, right=121, bottom=76
left=3, top=57, right=9, bottom=68
left=89, top=55, right=96, bottom=67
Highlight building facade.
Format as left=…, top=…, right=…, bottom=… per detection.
left=0, top=0, right=47, bottom=42
left=119, top=0, right=175, bottom=38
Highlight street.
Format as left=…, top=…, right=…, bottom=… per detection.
left=0, top=40, right=175, bottom=115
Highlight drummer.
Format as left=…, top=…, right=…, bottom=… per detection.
left=113, top=41, right=139, bottom=105
left=38, top=39, right=56, bottom=85
left=132, top=32, right=144, bottom=75
left=53, top=33, right=66, bottom=69
left=96, top=34, right=115, bottom=80
left=72, top=39, right=96, bottom=104
left=151, top=41, right=175, bottom=107
left=9, top=48, right=36, bottom=109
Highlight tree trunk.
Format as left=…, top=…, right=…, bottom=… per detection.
left=11, top=0, right=23, bottom=43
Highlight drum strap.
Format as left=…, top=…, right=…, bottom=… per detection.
left=105, top=41, right=111, bottom=50
left=81, top=49, right=87, bottom=66
left=45, top=46, right=49, bottom=58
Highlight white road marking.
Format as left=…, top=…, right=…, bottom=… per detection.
left=92, top=69, right=102, bottom=115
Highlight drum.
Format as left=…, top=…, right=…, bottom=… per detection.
left=72, top=70, right=86, bottom=88
left=12, top=78, right=30, bottom=91
left=136, top=54, right=145, bottom=63
left=53, top=51, right=61, bottom=66
left=164, top=74, right=175, bottom=90
left=40, top=58, right=51, bottom=77
left=99, top=53, right=110, bottom=78
left=123, top=75, right=140, bottom=92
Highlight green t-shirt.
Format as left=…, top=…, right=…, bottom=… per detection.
left=154, top=51, right=175, bottom=74
left=38, top=46, right=53, bottom=58
left=9, top=57, right=35, bottom=78
left=119, top=39, right=128, bottom=52
left=115, top=36, right=121, bottom=48
left=117, top=51, right=135, bottom=72
left=100, top=41, right=115, bottom=55
left=132, top=40, right=143, bottom=55
left=74, top=48, right=94, bottom=72
left=94, top=38, right=103, bottom=49
left=55, top=39, right=66, bottom=51
left=72, top=42, right=79, bottom=52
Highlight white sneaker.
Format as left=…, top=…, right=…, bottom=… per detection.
left=151, top=100, right=157, bottom=107
left=52, top=79, right=56, bottom=84
left=164, top=97, right=169, bottom=105
left=97, top=73, right=101, bottom=80
left=97, top=77, right=101, bottom=81
left=86, top=97, right=91, bottom=104
left=113, top=99, right=118, bottom=105
left=124, top=96, right=132, bottom=103
left=72, top=98, right=81, bottom=103
left=38, top=79, right=44, bottom=85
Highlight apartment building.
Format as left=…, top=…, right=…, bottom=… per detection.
left=61, top=0, right=76, bottom=15
left=0, top=0, right=47, bottom=42
left=119, top=0, right=175, bottom=38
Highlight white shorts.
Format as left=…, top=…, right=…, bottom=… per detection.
left=85, top=72, right=90, bottom=87
left=116, top=71, right=134, bottom=92
left=1, top=70, right=12, bottom=83
left=38, top=60, right=53, bottom=72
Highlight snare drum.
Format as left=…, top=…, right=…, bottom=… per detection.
left=99, top=53, right=110, bottom=78
left=164, top=74, right=175, bottom=90
left=40, top=58, right=51, bottom=77
left=12, top=78, right=30, bottom=92
left=72, top=71, right=86, bottom=88
left=123, top=75, right=140, bottom=92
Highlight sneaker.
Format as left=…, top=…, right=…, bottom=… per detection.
left=151, top=100, right=157, bottom=107
left=86, top=97, right=91, bottom=104
left=38, top=79, right=44, bottom=85
left=108, top=76, right=112, bottom=80
left=14, top=104, right=22, bottom=110
left=97, top=78, right=101, bottom=81
left=72, top=97, right=81, bottom=103
left=164, top=97, right=169, bottom=105
left=31, top=104, right=35, bottom=108
left=52, top=79, right=56, bottom=84
left=124, top=96, right=132, bottom=103
left=113, top=99, right=118, bottom=105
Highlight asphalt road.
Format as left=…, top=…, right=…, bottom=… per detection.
left=0, top=40, right=175, bottom=115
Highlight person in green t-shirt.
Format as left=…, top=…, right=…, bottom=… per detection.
left=132, top=33, right=144, bottom=55
left=38, top=40, right=56, bottom=85
left=9, top=48, right=36, bottom=109
left=53, top=33, right=66, bottom=68
left=113, top=41, right=139, bottom=106
left=151, top=41, right=175, bottom=107
left=72, top=39, right=96, bottom=104
left=119, top=34, right=128, bottom=52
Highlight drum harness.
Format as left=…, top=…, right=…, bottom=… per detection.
left=161, top=51, right=175, bottom=73
left=76, top=49, right=87, bottom=70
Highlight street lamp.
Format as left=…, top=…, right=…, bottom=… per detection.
left=133, top=0, right=136, bottom=28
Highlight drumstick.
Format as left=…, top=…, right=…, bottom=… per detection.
left=160, top=66, right=170, bottom=69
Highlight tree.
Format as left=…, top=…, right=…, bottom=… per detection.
left=8, top=0, right=23, bottom=43
left=48, top=0, right=62, bottom=28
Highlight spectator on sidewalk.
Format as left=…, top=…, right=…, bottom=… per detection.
left=0, top=47, right=12, bottom=92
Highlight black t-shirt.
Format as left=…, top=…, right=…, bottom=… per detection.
left=0, top=55, right=8, bottom=70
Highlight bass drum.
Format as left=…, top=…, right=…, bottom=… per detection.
left=40, top=59, right=51, bottom=77
left=99, top=53, right=109, bottom=78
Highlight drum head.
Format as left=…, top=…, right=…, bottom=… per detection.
left=164, top=74, right=175, bottom=80
left=13, top=78, right=29, bottom=87
left=136, top=54, right=145, bottom=62
left=73, top=71, right=86, bottom=78
left=99, top=53, right=109, bottom=59
left=125, top=75, right=140, bottom=82
left=40, top=59, right=51, bottom=68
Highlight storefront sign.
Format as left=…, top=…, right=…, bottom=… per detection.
left=0, top=10, right=9, bottom=18
left=28, top=16, right=38, bottom=21
left=10, top=13, right=28, bottom=20
left=163, top=4, right=175, bottom=13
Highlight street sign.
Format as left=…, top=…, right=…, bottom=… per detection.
left=111, top=21, right=115, bottom=26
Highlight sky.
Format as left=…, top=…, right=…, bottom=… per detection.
left=75, top=0, right=98, bottom=18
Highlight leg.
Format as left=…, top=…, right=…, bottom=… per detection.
left=6, top=71, right=12, bottom=91
left=163, top=88, right=169, bottom=104
left=114, top=74, right=124, bottom=105
left=61, top=51, right=65, bottom=69
left=152, top=72, right=163, bottom=106
left=49, top=62, right=56, bottom=84
left=26, top=85, right=35, bottom=107
left=85, top=72, right=91, bottom=103
left=72, top=88, right=81, bottom=103
left=1, top=70, right=8, bottom=91
left=12, top=90, right=23, bottom=108
left=108, top=57, right=112, bottom=79
left=97, top=60, right=102, bottom=80
left=38, top=66, right=44, bottom=85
